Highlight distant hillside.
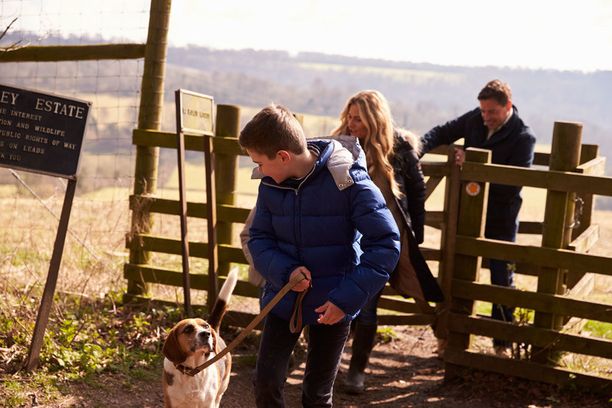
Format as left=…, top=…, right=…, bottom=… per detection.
left=166, top=46, right=612, bottom=148
left=2, top=32, right=612, bottom=205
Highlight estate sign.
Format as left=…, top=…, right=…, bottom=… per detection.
left=0, top=84, right=90, bottom=178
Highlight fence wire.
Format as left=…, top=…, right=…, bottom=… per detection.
left=0, top=0, right=149, bottom=298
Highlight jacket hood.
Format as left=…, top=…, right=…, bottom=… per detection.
left=250, top=136, right=365, bottom=191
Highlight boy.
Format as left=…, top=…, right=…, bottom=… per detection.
left=239, top=104, right=400, bottom=407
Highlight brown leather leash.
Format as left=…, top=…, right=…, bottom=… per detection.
left=176, top=271, right=309, bottom=377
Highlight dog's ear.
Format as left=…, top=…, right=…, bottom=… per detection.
left=163, top=324, right=187, bottom=364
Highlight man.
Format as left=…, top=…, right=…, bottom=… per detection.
left=420, top=79, right=536, bottom=357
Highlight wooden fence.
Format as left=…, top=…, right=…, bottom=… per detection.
left=125, top=113, right=434, bottom=328
left=125, top=106, right=611, bottom=391
left=434, top=122, right=611, bottom=392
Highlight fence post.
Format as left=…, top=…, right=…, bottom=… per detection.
left=126, top=0, right=171, bottom=299
left=444, top=148, right=490, bottom=380
left=533, top=121, right=582, bottom=364
left=214, top=105, right=240, bottom=276
left=434, top=146, right=461, bottom=341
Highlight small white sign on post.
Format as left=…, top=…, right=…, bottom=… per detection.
left=174, top=89, right=216, bottom=316
left=177, top=89, right=214, bottom=136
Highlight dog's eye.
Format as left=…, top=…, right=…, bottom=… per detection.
left=183, top=324, right=195, bottom=334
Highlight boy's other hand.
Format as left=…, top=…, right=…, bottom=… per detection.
left=289, top=266, right=311, bottom=292
left=314, top=301, right=346, bottom=325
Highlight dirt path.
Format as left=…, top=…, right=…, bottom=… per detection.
left=218, top=325, right=607, bottom=408
left=57, top=325, right=607, bottom=408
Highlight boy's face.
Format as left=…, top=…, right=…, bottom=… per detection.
left=247, top=149, right=291, bottom=184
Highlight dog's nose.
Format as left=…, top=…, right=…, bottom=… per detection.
left=197, top=331, right=210, bottom=340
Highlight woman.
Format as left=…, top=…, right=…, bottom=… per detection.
left=332, top=90, right=443, bottom=394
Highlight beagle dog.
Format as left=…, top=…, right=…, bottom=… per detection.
left=162, top=269, right=238, bottom=408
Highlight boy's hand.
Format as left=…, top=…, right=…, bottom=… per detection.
left=314, top=301, right=346, bottom=325
left=289, top=266, right=311, bottom=292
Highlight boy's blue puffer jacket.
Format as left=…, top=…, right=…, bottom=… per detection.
left=248, top=139, right=400, bottom=325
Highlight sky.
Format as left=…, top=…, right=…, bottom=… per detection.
left=3, top=0, right=612, bottom=72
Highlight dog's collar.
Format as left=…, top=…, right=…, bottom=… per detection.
left=174, top=352, right=211, bottom=377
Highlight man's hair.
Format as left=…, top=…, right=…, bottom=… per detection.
left=238, top=104, right=306, bottom=159
left=478, top=79, right=512, bottom=106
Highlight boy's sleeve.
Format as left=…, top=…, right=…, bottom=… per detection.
left=327, top=180, right=400, bottom=316
left=247, top=193, right=301, bottom=290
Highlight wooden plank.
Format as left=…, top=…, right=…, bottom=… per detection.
left=377, top=296, right=431, bottom=314
left=133, top=128, right=244, bottom=155
left=424, top=145, right=548, bottom=166
left=562, top=270, right=594, bottom=331
left=576, top=156, right=606, bottom=176
left=421, top=161, right=448, bottom=178
left=420, top=247, right=441, bottom=261
left=567, top=225, right=600, bottom=289
left=518, top=221, right=542, bottom=235
left=572, top=146, right=601, bottom=241
left=434, top=146, right=463, bottom=343
left=424, top=211, right=443, bottom=229
left=567, top=272, right=595, bottom=298
left=126, top=234, right=248, bottom=264
left=203, top=135, right=219, bottom=310
left=460, top=162, right=612, bottom=196
left=451, top=280, right=612, bottom=323
left=0, top=44, right=146, bottom=62
left=568, top=224, right=600, bottom=253
left=25, top=179, right=77, bottom=370
left=378, top=314, right=435, bottom=326
left=446, top=148, right=490, bottom=352
left=533, top=151, right=550, bottom=166
left=129, top=195, right=251, bottom=223
left=482, top=258, right=540, bottom=276
left=123, top=295, right=263, bottom=330
left=455, top=236, right=612, bottom=277
left=123, top=263, right=260, bottom=298
left=444, top=349, right=611, bottom=392
left=425, top=176, right=444, bottom=200
left=448, top=314, right=612, bottom=359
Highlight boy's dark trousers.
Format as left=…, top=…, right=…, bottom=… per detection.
left=254, top=313, right=350, bottom=407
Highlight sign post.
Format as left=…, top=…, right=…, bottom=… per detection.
left=174, top=89, right=216, bottom=315
left=0, top=83, right=90, bottom=370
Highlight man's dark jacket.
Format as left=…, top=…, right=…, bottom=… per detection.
left=421, top=106, right=536, bottom=238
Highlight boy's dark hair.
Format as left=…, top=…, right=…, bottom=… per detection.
left=478, top=79, right=512, bottom=106
left=239, top=104, right=306, bottom=159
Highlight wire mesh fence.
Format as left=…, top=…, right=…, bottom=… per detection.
left=0, top=0, right=149, bottom=298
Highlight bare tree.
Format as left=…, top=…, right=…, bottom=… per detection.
left=1, top=17, right=26, bottom=52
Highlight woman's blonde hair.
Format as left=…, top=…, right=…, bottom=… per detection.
left=332, top=90, right=401, bottom=197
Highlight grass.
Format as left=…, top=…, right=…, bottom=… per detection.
left=0, top=287, right=176, bottom=407
left=1, top=143, right=611, bottom=402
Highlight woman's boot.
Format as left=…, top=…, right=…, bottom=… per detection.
left=343, top=324, right=377, bottom=394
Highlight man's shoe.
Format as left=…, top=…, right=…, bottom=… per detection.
left=343, top=370, right=365, bottom=394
